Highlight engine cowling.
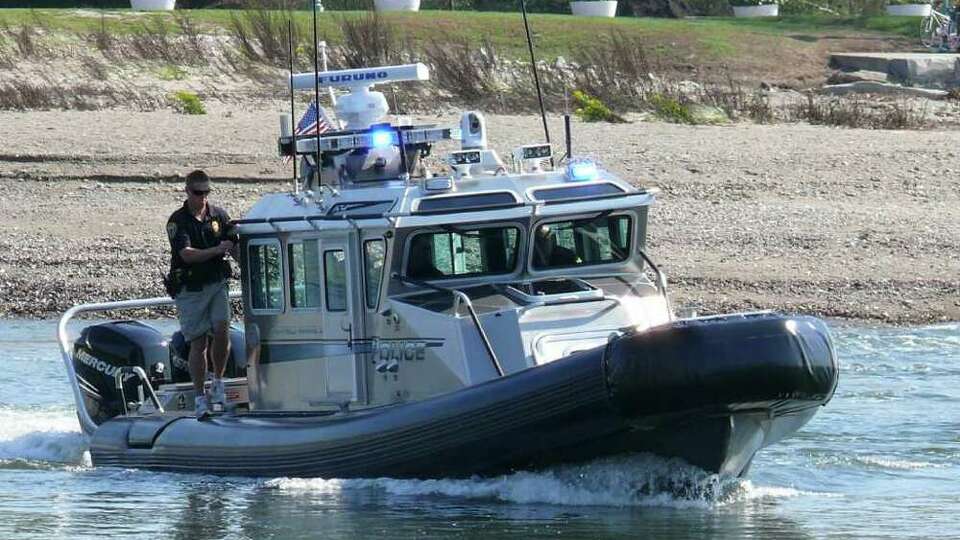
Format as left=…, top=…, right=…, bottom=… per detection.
left=73, top=321, right=247, bottom=425
left=73, top=321, right=168, bottom=425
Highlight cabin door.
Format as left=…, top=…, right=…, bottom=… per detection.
left=319, top=239, right=362, bottom=404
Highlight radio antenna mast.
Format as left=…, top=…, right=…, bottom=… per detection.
left=311, top=0, right=322, bottom=190
left=287, top=18, right=297, bottom=189
left=519, top=0, right=550, bottom=146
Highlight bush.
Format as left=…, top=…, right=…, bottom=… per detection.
left=171, top=90, right=206, bottom=114
left=572, top=90, right=626, bottom=123
left=649, top=93, right=694, bottom=123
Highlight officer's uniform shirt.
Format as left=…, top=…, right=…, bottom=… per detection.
left=166, top=202, right=234, bottom=287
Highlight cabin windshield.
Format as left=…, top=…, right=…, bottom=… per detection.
left=406, top=226, right=520, bottom=280
left=532, top=214, right=632, bottom=269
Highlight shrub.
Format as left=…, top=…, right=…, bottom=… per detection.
left=171, top=90, right=206, bottom=115
left=650, top=93, right=695, bottom=123
left=572, top=90, right=626, bottom=123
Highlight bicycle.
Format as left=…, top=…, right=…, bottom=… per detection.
left=920, top=7, right=960, bottom=50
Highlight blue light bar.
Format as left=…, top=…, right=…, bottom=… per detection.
left=567, top=159, right=598, bottom=181
left=371, top=128, right=394, bottom=148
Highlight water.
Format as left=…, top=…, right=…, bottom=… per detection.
left=1, top=320, right=958, bottom=539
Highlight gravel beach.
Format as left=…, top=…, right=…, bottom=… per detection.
left=0, top=103, right=957, bottom=324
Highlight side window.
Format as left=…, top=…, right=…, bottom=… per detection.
left=363, top=239, right=385, bottom=309
left=288, top=239, right=321, bottom=309
left=249, top=241, right=283, bottom=312
left=324, top=250, right=347, bottom=312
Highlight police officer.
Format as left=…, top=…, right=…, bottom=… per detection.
left=166, top=170, right=237, bottom=417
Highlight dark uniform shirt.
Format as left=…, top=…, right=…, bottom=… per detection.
left=166, top=202, right=236, bottom=288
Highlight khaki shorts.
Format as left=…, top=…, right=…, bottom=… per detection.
left=175, top=280, right=229, bottom=341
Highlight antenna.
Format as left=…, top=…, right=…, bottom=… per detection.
left=287, top=18, right=297, bottom=189
left=319, top=40, right=337, bottom=110
left=311, top=0, right=322, bottom=190
left=519, top=0, right=550, bottom=146
left=563, top=89, right=571, bottom=163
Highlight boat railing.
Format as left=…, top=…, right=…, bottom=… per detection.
left=58, top=292, right=242, bottom=436
left=116, top=366, right=165, bottom=415
left=638, top=248, right=673, bottom=321
left=395, top=273, right=505, bottom=378
left=451, top=290, right=505, bottom=377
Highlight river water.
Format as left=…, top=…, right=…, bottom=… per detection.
left=0, top=319, right=957, bottom=539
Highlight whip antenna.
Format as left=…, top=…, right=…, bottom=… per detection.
left=287, top=18, right=297, bottom=187
left=519, top=0, right=550, bottom=145
left=311, top=0, right=322, bottom=190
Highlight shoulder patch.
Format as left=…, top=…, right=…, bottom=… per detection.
left=166, top=222, right=177, bottom=240
left=211, top=220, right=220, bottom=236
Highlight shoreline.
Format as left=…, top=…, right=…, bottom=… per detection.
left=0, top=108, right=957, bottom=325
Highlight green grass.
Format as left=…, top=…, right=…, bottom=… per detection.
left=0, top=8, right=918, bottom=62
left=171, top=90, right=205, bottom=114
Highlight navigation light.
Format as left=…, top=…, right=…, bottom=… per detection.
left=567, top=159, right=598, bottom=181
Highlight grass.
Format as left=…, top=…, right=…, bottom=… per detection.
left=0, top=8, right=931, bottom=129
left=0, top=8, right=918, bottom=64
left=170, top=90, right=205, bottom=114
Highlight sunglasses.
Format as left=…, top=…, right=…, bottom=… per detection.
left=190, top=189, right=210, bottom=196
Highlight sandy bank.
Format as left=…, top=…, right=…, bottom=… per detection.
left=0, top=105, right=957, bottom=324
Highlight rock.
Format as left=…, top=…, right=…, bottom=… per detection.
left=826, top=70, right=889, bottom=85
left=820, top=81, right=949, bottom=99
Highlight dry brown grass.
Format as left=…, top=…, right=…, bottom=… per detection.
left=422, top=35, right=502, bottom=104
left=787, top=94, right=928, bottom=129
left=128, top=17, right=206, bottom=65
left=336, top=13, right=408, bottom=69
left=228, top=8, right=301, bottom=66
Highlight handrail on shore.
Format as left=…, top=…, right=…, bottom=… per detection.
left=58, top=292, right=242, bottom=436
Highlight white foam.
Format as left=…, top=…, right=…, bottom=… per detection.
left=0, top=407, right=89, bottom=465
left=857, top=455, right=938, bottom=470
left=266, top=454, right=812, bottom=508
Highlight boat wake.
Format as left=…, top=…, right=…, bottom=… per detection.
left=266, top=453, right=810, bottom=508
left=0, top=406, right=90, bottom=468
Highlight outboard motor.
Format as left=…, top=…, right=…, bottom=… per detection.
left=72, top=321, right=169, bottom=425
left=168, top=328, right=246, bottom=383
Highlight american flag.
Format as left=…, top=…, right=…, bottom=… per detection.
left=284, top=101, right=333, bottom=164
left=295, top=101, right=332, bottom=137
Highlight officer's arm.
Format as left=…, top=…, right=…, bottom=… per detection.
left=180, top=243, right=232, bottom=264
left=224, top=219, right=240, bottom=259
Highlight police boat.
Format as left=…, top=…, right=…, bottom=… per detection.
left=59, top=63, right=838, bottom=478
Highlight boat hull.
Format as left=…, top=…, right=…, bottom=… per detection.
left=89, top=312, right=838, bottom=478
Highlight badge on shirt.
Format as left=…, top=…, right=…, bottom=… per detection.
left=211, top=220, right=220, bottom=237
left=166, top=222, right=177, bottom=240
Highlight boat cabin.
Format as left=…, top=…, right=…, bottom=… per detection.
left=233, top=63, right=671, bottom=413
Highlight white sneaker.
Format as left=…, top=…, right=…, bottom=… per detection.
left=195, top=395, right=211, bottom=418
left=210, top=377, right=227, bottom=409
